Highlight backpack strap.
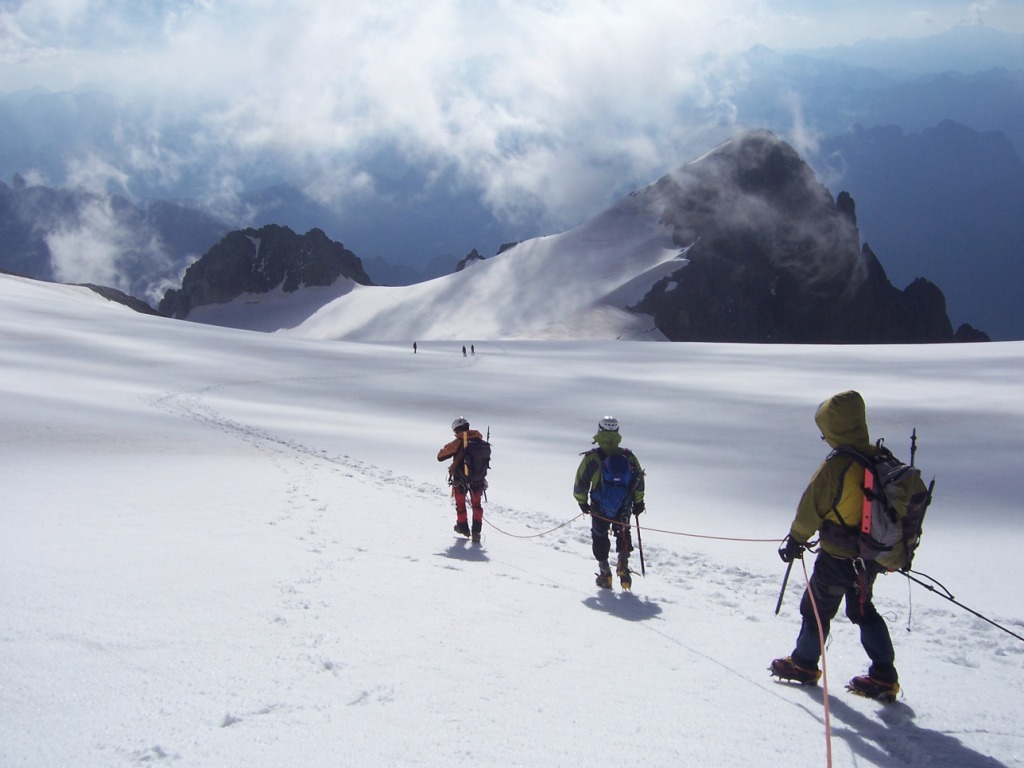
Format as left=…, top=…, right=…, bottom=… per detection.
left=860, top=464, right=875, bottom=537
left=460, top=430, right=471, bottom=481
left=818, top=449, right=863, bottom=550
left=826, top=448, right=860, bottom=529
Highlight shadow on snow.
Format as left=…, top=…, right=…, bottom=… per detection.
left=582, top=590, right=663, bottom=622
left=779, top=682, right=1010, bottom=767
left=440, top=539, right=490, bottom=563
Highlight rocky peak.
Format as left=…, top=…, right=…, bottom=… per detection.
left=159, top=224, right=372, bottom=319
left=634, top=130, right=980, bottom=343
left=455, top=248, right=485, bottom=272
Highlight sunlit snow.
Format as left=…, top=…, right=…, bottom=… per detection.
left=2, top=273, right=1022, bottom=767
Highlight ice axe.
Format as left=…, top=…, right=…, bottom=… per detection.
left=634, top=511, right=646, bottom=577
left=775, top=559, right=794, bottom=615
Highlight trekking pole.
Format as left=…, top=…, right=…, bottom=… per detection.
left=902, top=570, right=1024, bottom=643
left=483, top=426, right=490, bottom=503
left=910, top=428, right=918, bottom=467
left=628, top=468, right=646, bottom=577
left=634, top=511, right=646, bottom=577
left=775, top=559, right=794, bottom=615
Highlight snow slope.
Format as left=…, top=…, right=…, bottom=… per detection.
left=183, top=188, right=687, bottom=342
left=2, top=272, right=1023, bottom=767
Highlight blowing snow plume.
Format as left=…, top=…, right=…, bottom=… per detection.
left=634, top=131, right=972, bottom=343
left=649, top=130, right=863, bottom=285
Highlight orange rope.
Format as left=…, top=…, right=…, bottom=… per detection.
left=583, top=510, right=781, bottom=544
left=801, top=557, right=833, bottom=768
left=483, top=512, right=778, bottom=548
left=633, top=524, right=780, bottom=543
left=483, top=513, right=586, bottom=539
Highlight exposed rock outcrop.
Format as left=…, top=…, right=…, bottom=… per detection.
left=633, top=131, right=975, bottom=342
left=159, top=224, right=372, bottom=319
left=455, top=249, right=485, bottom=272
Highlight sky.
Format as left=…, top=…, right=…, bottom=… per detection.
left=2, top=271, right=1023, bottom=766
left=3, top=0, right=1023, bottom=236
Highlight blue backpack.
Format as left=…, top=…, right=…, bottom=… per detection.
left=592, top=451, right=635, bottom=518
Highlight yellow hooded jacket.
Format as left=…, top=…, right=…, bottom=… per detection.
left=573, top=430, right=645, bottom=510
left=790, top=391, right=879, bottom=559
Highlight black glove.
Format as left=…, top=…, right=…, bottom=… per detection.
left=578, top=502, right=591, bottom=515
left=778, top=535, right=805, bottom=563
left=633, top=501, right=645, bottom=516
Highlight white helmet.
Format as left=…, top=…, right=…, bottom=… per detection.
left=452, top=416, right=470, bottom=432
left=598, top=415, right=619, bottom=432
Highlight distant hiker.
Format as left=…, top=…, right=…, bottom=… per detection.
left=462, top=345, right=467, bottom=357
left=471, top=344, right=475, bottom=355
left=413, top=341, right=417, bottom=354
left=573, top=416, right=645, bottom=589
left=438, top=417, right=490, bottom=542
left=770, top=391, right=901, bottom=702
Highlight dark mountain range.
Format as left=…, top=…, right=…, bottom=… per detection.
left=724, top=47, right=1024, bottom=157
left=844, top=69, right=1024, bottom=158
left=817, top=120, right=1024, bottom=339
left=795, top=25, right=1024, bottom=76
left=0, top=176, right=228, bottom=305
left=158, top=224, right=372, bottom=319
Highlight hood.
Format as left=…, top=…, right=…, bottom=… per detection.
left=814, top=390, right=870, bottom=450
left=593, top=431, right=623, bottom=452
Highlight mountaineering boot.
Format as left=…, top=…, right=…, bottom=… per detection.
left=471, top=521, right=482, bottom=543
left=595, top=561, right=612, bottom=589
left=847, top=675, right=900, bottom=703
left=454, top=521, right=471, bottom=538
left=769, top=656, right=822, bottom=686
left=616, top=559, right=632, bottom=590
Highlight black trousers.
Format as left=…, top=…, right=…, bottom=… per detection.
left=793, top=551, right=897, bottom=682
left=591, top=514, right=633, bottom=563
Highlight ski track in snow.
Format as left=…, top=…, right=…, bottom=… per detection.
left=149, top=370, right=1024, bottom=768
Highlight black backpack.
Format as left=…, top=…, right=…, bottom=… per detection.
left=460, top=439, right=491, bottom=490
left=825, top=440, right=935, bottom=571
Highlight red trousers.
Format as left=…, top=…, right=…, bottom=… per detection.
left=453, top=486, right=484, bottom=525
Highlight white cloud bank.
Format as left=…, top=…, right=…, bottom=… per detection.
left=2, top=1, right=1022, bottom=235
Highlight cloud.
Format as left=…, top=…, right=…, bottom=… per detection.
left=64, top=151, right=130, bottom=195
left=45, top=195, right=141, bottom=289
left=3, top=0, right=1022, bottom=242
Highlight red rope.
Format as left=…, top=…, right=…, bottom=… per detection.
left=801, top=557, right=833, bottom=768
